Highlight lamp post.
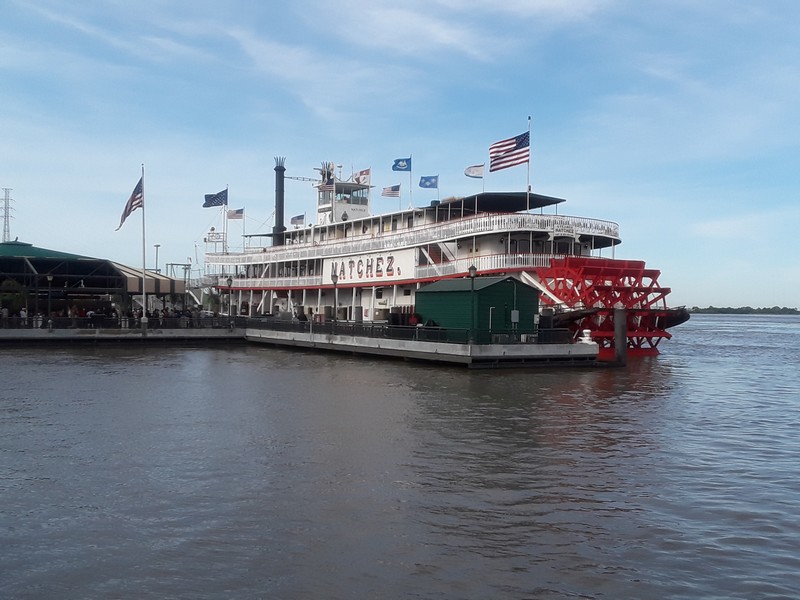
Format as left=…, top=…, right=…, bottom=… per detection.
left=468, top=265, right=477, bottom=343
left=226, top=276, right=233, bottom=317
left=47, top=274, right=53, bottom=319
left=330, top=272, right=338, bottom=328
left=154, top=244, right=161, bottom=273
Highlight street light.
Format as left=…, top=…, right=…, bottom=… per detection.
left=154, top=244, right=161, bottom=273
left=330, top=272, right=338, bottom=326
left=226, top=276, right=233, bottom=317
left=47, top=273, right=53, bottom=319
left=468, top=265, right=477, bottom=343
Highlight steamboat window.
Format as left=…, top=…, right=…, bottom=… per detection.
left=375, top=288, right=383, bottom=299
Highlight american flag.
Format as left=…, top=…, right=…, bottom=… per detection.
left=227, top=208, right=244, bottom=220
left=381, top=184, right=401, bottom=198
left=203, top=188, right=228, bottom=207
left=489, top=132, right=530, bottom=172
left=290, top=214, right=305, bottom=225
left=115, top=176, right=143, bottom=231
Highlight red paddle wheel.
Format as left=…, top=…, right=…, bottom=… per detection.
left=534, top=256, right=685, bottom=359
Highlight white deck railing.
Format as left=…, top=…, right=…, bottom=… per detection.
left=205, top=213, right=619, bottom=268
left=216, top=253, right=568, bottom=289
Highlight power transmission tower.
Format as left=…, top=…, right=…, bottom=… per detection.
left=2, top=188, right=13, bottom=242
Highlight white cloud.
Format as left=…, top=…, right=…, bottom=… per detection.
left=221, top=27, right=425, bottom=121
left=433, top=0, right=610, bottom=20
left=323, top=4, right=498, bottom=60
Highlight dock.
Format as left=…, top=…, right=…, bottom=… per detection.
left=245, top=320, right=598, bottom=368
left=0, top=316, right=601, bottom=368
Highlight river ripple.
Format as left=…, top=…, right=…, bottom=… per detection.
left=1, top=314, right=799, bottom=599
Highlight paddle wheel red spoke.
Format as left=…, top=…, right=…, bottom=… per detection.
left=535, top=257, right=678, bottom=358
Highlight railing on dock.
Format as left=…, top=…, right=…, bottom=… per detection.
left=1, top=315, right=248, bottom=331
left=245, top=317, right=573, bottom=346
left=1, top=314, right=573, bottom=346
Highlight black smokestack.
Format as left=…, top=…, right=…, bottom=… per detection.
left=273, top=156, right=287, bottom=246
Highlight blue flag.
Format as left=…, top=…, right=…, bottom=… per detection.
left=419, top=175, right=438, bottom=189
left=392, top=157, right=412, bottom=172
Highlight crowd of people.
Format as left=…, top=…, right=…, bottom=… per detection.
left=0, top=305, right=226, bottom=329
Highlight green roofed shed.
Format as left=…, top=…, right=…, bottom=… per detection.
left=415, top=276, right=539, bottom=343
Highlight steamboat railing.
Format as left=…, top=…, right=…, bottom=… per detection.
left=214, top=253, right=568, bottom=289
left=206, top=213, right=619, bottom=268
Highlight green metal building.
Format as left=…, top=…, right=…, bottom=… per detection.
left=415, top=276, right=539, bottom=343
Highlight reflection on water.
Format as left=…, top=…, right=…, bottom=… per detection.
left=2, top=316, right=800, bottom=599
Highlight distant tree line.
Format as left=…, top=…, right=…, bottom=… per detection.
left=690, top=306, right=799, bottom=315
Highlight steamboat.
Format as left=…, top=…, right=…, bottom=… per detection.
left=204, top=158, right=688, bottom=360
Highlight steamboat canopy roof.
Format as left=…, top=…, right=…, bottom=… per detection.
left=442, top=191, right=565, bottom=214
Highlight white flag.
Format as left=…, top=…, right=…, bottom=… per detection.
left=464, top=164, right=485, bottom=179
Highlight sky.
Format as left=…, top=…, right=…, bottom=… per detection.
left=1, top=0, right=798, bottom=308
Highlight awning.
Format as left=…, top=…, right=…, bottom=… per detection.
left=112, top=262, right=187, bottom=295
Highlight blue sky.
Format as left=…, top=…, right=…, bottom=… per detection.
left=2, top=0, right=798, bottom=308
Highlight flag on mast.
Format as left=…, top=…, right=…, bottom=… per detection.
left=419, top=176, right=438, bottom=189
left=353, top=168, right=371, bottom=185
left=227, top=208, right=244, bottom=220
left=203, top=189, right=228, bottom=207
left=489, top=132, right=530, bottom=172
left=464, top=164, right=485, bottom=179
left=115, top=176, right=143, bottom=230
left=381, top=184, right=401, bottom=197
left=392, top=157, right=412, bottom=171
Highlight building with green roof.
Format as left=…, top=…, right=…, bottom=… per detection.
left=0, top=240, right=185, bottom=316
left=415, top=276, right=539, bottom=343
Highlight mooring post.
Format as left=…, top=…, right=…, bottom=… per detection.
left=614, top=308, right=627, bottom=366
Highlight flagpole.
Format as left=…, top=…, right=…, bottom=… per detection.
left=140, top=163, right=147, bottom=328
left=526, top=115, right=531, bottom=212
left=223, top=185, right=229, bottom=253
left=408, top=154, right=413, bottom=209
